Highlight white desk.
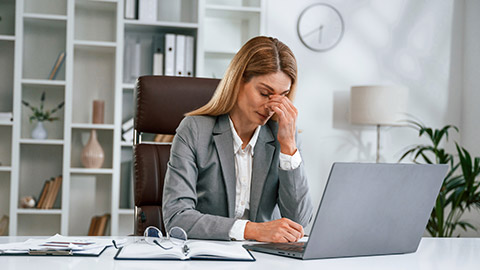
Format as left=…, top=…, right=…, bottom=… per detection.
left=1, top=237, right=479, bottom=270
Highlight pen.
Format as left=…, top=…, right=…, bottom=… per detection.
left=28, top=249, right=73, bottom=256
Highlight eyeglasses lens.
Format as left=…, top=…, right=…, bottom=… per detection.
left=169, top=227, right=187, bottom=245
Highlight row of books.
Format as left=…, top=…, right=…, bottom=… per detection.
left=124, top=33, right=195, bottom=83
left=36, top=176, right=63, bottom=209
left=88, top=214, right=110, bottom=236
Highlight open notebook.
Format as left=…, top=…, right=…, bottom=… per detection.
left=114, top=240, right=255, bottom=261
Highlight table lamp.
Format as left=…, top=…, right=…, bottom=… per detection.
left=350, top=85, right=408, bottom=162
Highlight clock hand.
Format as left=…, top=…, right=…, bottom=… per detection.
left=318, top=25, right=323, bottom=43
left=302, top=26, right=320, bottom=39
left=302, top=25, right=325, bottom=41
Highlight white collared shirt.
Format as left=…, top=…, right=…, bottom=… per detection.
left=227, top=117, right=302, bottom=240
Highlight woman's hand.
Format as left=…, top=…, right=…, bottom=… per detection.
left=244, top=218, right=304, bottom=242
left=267, top=95, right=298, bottom=155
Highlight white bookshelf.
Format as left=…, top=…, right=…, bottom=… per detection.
left=5, top=0, right=264, bottom=236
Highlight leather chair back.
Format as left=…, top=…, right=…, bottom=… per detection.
left=134, top=75, right=219, bottom=235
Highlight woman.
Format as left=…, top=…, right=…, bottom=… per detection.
left=162, top=36, right=313, bottom=242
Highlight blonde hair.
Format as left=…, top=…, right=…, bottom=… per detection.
left=187, top=36, right=298, bottom=116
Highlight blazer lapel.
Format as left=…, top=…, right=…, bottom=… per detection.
left=212, top=115, right=236, bottom=218
left=249, top=124, right=275, bottom=221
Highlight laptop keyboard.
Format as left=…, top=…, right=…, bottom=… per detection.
left=258, top=242, right=306, bottom=253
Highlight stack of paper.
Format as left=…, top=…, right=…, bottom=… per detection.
left=0, top=234, right=114, bottom=256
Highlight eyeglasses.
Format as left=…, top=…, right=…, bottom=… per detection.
left=144, top=226, right=189, bottom=254
left=111, top=226, right=189, bottom=255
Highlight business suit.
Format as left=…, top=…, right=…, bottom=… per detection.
left=162, top=114, right=313, bottom=240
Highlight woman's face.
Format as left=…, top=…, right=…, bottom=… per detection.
left=233, top=71, right=292, bottom=127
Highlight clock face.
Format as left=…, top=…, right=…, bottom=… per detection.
left=297, top=3, right=344, bottom=52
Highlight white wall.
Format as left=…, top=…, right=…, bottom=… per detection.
left=265, top=0, right=479, bottom=235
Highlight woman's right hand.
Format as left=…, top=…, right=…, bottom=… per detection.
left=244, top=218, right=304, bottom=242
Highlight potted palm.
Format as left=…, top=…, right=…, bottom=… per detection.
left=22, top=91, right=64, bottom=140
left=399, top=120, right=480, bottom=237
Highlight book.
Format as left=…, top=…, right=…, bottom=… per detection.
left=138, top=0, right=157, bottom=22
left=114, top=240, right=255, bottom=261
left=0, top=215, right=8, bottom=236
left=124, top=0, right=137, bottom=19
left=95, top=214, right=110, bottom=236
left=175, top=34, right=186, bottom=76
left=154, top=134, right=174, bottom=143
left=88, top=214, right=110, bottom=236
left=164, top=33, right=176, bottom=76
left=43, top=176, right=62, bottom=209
left=122, top=117, right=134, bottom=132
left=88, top=216, right=99, bottom=236
left=122, top=127, right=134, bottom=142
left=48, top=52, right=65, bottom=80
left=36, top=180, right=52, bottom=209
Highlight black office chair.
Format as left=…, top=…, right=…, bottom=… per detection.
left=133, top=75, right=219, bottom=235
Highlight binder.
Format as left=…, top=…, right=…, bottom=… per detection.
left=185, top=36, right=194, bottom=77
left=131, top=38, right=141, bottom=82
left=175, top=35, right=186, bottom=76
left=152, top=35, right=164, bottom=75
left=138, top=0, right=157, bottom=22
left=164, top=34, right=176, bottom=76
left=124, top=0, right=137, bottom=19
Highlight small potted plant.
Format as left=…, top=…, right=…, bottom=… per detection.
left=22, top=91, right=64, bottom=140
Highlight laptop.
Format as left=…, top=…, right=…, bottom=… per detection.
left=243, top=162, right=448, bottom=260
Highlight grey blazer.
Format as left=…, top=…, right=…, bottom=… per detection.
left=162, top=114, right=313, bottom=240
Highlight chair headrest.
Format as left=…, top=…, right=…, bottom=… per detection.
left=135, top=76, right=219, bottom=134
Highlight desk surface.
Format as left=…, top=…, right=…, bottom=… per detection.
left=1, top=237, right=479, bottom=270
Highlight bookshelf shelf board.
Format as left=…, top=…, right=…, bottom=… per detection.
left=124, top=20, right=199, bottom=30
left=206, top=7, right=261, bottom=20
left=71, top=123, right=115, bottom=130
left=19, top=139, right=64, bottom=145
left=74, top=40, right=117, bottom=49
left=121, top=141, right=133, bottom=147
left=90, top=0, right=118, bottom=3
left=205, top=50, right=237, bottom=56
left=70, top=168, right=114, bottom=175
left=0, top=166, right=12, bottom=172
left=0, top=35, right=15, bottom=41
left=23, top=13, right=68, bottom=21
left=205, top=5, right=262, bottom=13
left=118, top=209, right=134, bottom=215
left=17, top=209, right=62, bottom=215
left=122, top=83, right=135, bottom=89
left=21, top=79, right=66, bottom=86
left=0, top=121, right=13, bottom=126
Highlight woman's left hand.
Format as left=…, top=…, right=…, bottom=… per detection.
left=267, top=95, right=298, bottom=155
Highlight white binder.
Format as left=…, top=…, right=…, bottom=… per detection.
left=164, top=34, right=176, bottom=76
left=138, top=0, right=157, bottom=22
left=124, top=0, right=136, bottom=19
left=175, top=35, right=186, bottom=76
left=185, top=36, right=194, bottom=77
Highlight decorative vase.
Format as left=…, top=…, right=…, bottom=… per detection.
left=81, top=129, right=104, bottom=168
left=31, top=121, right=47, bottom=140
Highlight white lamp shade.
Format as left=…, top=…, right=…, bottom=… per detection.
left=350, top=85, right=408, bottom=126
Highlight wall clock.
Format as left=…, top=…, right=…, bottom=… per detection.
left=297, top=3, right=345, bottom=52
